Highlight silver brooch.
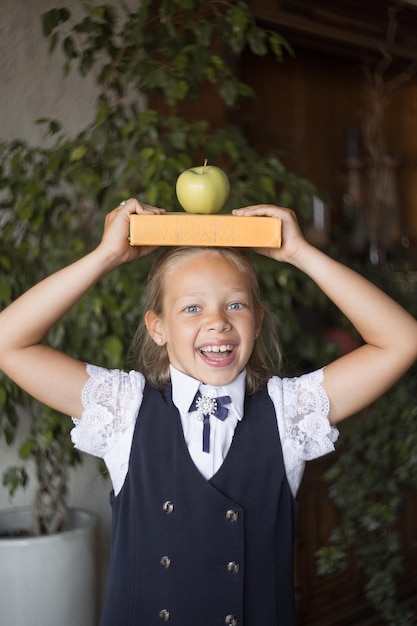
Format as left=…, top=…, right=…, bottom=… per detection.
left=196, top=390, right=217, bottom=420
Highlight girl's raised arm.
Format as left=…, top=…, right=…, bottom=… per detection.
left=234, top=205, right=417, bottom=424
left=0, top=200, right=164, bottom=419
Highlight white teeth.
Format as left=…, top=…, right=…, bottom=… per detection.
left=201, top=344, right=233, bottom=353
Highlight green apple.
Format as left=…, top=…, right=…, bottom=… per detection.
left=176, top=160, right=230, bottom=214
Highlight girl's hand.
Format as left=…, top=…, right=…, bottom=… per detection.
left=232, top=204, right=309, bottom=265
left=98, top=198, right=165, bottom=267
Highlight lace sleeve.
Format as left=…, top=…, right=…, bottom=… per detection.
left=268, top=368, right=339, bottom=496
left=70, top=363, right=145, bottom=459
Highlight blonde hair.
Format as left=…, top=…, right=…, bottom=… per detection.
left=130, top=247, right=282, bottom=393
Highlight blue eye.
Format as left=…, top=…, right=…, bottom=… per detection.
left=228, top=302, right=244, bottom=311
left=184, top=305, right=200, bottom=313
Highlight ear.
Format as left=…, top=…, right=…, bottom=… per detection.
left=144, top=310, right=166, bottom=346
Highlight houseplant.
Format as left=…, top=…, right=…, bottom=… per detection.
left=0, top=0, right=324, bottom=531
left=0, top=1, right=322, bottom=624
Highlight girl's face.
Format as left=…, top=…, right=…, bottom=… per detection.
left=145, top=251, right=263, bottom=387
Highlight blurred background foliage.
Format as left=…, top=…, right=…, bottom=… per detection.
left=0, top=0, right=416, bottom=621
left=0, top=0, right=325, bottom=535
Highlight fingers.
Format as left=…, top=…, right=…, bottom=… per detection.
left=232, top=205, right=296, bottom=220
left=233, top=204, right=281, bottom=216
left=232, top=204, right=307, bottom=263
left=116, top=198, right=166, bottom=216
left=106, top=198, right=165, bottom=261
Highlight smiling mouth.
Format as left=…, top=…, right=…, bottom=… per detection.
left=198, top=344, right=236, bottom=363
left=200, top=344, right=234, bottom=354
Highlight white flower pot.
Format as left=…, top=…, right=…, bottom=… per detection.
left=0, top=507, right=97, bottom=626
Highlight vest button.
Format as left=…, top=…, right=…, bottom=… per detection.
left=162, top=500, right=174, bottom=514
left=159, top=608, right=170, bottom=621
left=225, top=615, right=238, bottom=625
left=160, top=555, right=171, bottom=569
left=226, top=509, right=239, bottom=522
left=227, top=561, right=240, bottom=574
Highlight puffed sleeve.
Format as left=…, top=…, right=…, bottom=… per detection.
left=268, top=368, right=339, bottom=496
left=71, top=363, right=145, bottom=494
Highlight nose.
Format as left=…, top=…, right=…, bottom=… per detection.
left=206, top=308, right=231, bottom=332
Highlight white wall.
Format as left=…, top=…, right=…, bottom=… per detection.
left=1, top=0, right=98, bottom=142
left=0, top=0, right=128, bottom=607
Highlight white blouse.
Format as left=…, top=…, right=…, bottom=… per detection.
left=71, top=364, right=338, bottom=497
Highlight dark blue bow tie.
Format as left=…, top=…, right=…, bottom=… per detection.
left=189, top=390, right=231, bottom=453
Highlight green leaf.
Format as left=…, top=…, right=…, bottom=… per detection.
left=247, top=29, right=267, bottom=56
left=103, top=335, right=124, bottom=365
left=316, top=546, right=348, bottom=576
left=80, top=50, right=96, bottom=76
left=219, top=80, right=239, bottom=107
left=49, top=31, right=59, bottom=54
left=63, top=36, right=77, bottom=60
left=140, top=147, right=156, bottom=161
left=95, top=104, right=110, bottom=125
left=19, top=439, right=34, bottom=460
left=0, top=254, right=11, bottom=270
left=15, top=199, right=33, bottom=221
left=179, top=0, right=195, bottom=9
left=35, top=118, right=62, bottom=136
left=0, top=387, right=7, bottom=411
left=70, top=146, right=87, bottom=162
left=73, top=16, right=94, bottom=34
left=0, top=281, right=12, bottom=304
left=145, top=184, right=159, bottom=206
left=91, top=6, right=106, bottom=20
left=41, top=8, right=71, bottom=37
left=268, top=31, right=293, bottom=59
left=228, top=5, right=250, bottom=35
left=259, top=176, right=276, bottom=199
left=3, top=466, right=29, bottom=496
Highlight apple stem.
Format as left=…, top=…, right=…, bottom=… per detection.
left=203, top=158, right=208, bottom=169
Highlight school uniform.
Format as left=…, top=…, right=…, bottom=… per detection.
left=72, top=364, right=338, bottom=625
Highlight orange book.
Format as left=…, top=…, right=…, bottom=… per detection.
left=129, top=213, right=281, bottom=248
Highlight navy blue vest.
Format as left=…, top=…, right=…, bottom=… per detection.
left=99, top=382, right=298, bottom=626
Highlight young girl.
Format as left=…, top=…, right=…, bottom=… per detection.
left=0, top=200, right=416, bottom=626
